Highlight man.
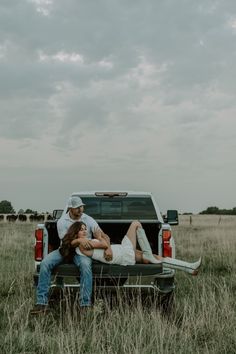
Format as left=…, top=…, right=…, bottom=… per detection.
left=30, top=195, right=111, bottom=315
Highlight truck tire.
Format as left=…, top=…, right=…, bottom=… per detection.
left=160, top=291, right=175, bottom=316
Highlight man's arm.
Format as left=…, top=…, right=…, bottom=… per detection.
left=92, top=223, right=113, bottom=261
left=89, top=239, right=108, bottom=249
left=93, top=226, right=103, bottom=240
left=100, top=232, right=113, bottom=261
left=57, top=217, right=68, bottom=240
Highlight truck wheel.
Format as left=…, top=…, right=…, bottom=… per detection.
left=160, top=292, right=175, bottom=316
left=49, top=287, right=64, bottom=304
left=33, top=275, right=38, bottom=287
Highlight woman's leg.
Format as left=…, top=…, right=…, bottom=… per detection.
left=136, top=251, right=201, bottom=275
left=126, top=221, right=161, bottom=264
left=125, top=220, right=142, bottom=249
left=126, top=221, right=160, bottom=263
left=136, top=227, right=161, bottom=264
left=154, top=255, right=202, bottom=275
left=135, top=249, right=145, bottom=263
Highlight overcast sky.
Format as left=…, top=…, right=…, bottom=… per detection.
left=0, top=0, right=236, bottom=213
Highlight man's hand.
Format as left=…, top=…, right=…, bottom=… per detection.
left=104, top=247, right=113, bottom=261
left=78, top=239, right=93, bottom=250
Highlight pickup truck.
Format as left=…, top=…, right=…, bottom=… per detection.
left=33, top=191, right=179, bottom=309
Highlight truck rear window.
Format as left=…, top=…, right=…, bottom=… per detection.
left=81, top=197, right=157, bottom=220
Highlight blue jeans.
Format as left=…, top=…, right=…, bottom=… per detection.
left=36, top=249, right=92, bottom=307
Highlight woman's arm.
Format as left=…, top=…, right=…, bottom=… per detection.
left=89, top=239, right=108, bottom=250
left=77, top=239, right=108, bottom=257
left=71, top=237, right=108, bottom=250
left=71, top=238, right=92, bottom=249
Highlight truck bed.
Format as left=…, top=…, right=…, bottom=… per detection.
left=36, top=262, right=162, bottom=277
left=41, top=220, right=163, bottom=279
left=45, top=220, right=162, bottom=255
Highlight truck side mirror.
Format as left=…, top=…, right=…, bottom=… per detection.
left=166, top=210, right=179, bottom=225
left=52, top=209, right=63, bottom=219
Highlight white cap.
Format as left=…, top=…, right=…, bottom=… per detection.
left=67, top=196, right=85, bottom=208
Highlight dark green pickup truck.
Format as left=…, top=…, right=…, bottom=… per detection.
left=34, top=191, right=178, bottom=308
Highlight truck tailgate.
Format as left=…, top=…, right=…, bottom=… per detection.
left=36, top=262, right=163, bottom=277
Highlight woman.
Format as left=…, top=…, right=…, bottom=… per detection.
left=60, top=221, right=201, bottom=275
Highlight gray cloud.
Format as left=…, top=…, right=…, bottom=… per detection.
left=0, top=0, right=236, bottom=212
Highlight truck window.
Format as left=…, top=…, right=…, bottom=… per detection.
left=81, top=197, right=157, bottom=220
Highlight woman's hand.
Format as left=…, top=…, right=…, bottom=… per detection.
left=76, top=238, right=93, bottom=250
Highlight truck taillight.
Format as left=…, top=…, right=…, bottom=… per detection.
left=162, top=229, right=172, bottom=257
left=35, top=229, right=43, bottom=261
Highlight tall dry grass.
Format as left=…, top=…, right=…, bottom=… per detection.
left=0, top=216, right=236, bottom=354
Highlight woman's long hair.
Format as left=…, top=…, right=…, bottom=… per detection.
left=59, top=221, right=86, bottom=261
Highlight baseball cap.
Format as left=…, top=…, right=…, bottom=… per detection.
left=67, top=196, right=85, bottom=208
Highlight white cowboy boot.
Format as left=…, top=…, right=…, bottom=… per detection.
left=162, top=257, right=202, bottom=275
left=137, top=227, right=161, bottom=264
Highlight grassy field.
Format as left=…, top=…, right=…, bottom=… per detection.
left=0, top=215, right=236, bottom=354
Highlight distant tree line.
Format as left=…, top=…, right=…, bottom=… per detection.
left=200, top=206, right=236, bottom=215
left=0, top=200, right=39, bottom=214
left=1, top=199, right=236, bottom=216
left=0, top=200, right=15, bottom=213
